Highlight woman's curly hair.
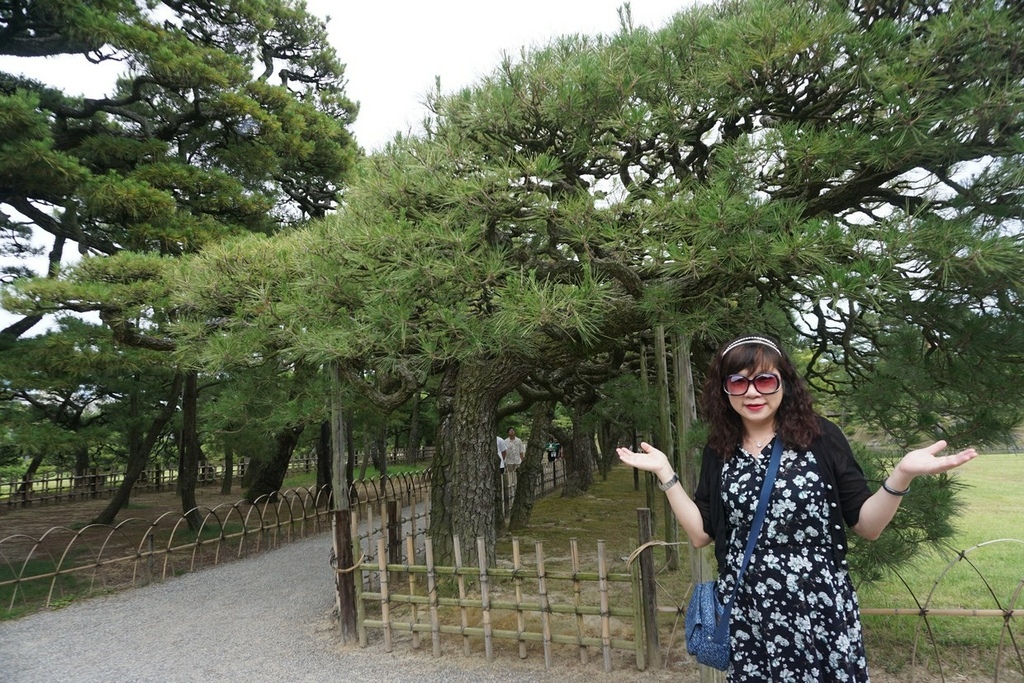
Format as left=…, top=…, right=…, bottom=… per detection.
left=701, top=335, right=820, bottom=459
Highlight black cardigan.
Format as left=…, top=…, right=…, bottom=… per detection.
left=693, top=415, right=873, bottom=579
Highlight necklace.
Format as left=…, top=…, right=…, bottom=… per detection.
left=751, top=432, right=775, bottom=449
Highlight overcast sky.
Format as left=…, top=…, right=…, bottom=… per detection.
left=0, top=1, right=690, bottom=330
left=316, top=1, right=690, bottom=151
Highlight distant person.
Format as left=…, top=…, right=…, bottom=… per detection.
left=617, top=334, right=977, bottom=682
left=503, top=427, right=524, bottom=473
left=497, top=435, right=507, bottom=473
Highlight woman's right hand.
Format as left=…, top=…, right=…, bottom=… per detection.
left=616, top=442, right=674, bottom=481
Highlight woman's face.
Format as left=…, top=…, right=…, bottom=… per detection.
left=725, top=364, right=783, bottom=432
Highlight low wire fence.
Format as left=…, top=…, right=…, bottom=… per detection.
left=349, top=500, right=1023, bottom=679
left=5, top=461, right=1020, bottom=680
left=0, top=456, right=316, bottom=509
left=0, top=471, right=433, bottom=619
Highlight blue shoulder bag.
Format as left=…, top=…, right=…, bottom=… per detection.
left=685, top=436, right=782, bottom=671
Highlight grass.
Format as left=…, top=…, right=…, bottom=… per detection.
left=280, top=464, right=426, bottom=491
left=857, top=453, right=1024, bottom=677
left=0, top=557, right=86, bottom=620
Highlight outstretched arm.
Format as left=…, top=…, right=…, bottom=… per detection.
left=617, top=442, right=713, bottom=548
left=852, top=440, right=978, bottom=541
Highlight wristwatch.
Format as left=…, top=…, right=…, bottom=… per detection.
left=657, top=472, right=680, bottom=491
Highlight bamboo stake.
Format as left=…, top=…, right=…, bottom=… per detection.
left=513, top=538, right=527, bottom=659
left=365, top=501, right=375, bottom=557
left=406, top=535, right=420, bottom=649
left=454, top=535, right=470, bottom=656
left=598, top=540, right=612, bottom=672
left=352, top=512, right=367, bottom=647
left=570, top=538, right=589, bottom=664
left=536, top=540, right=552, bottom=669
left=478, top=536, right=494, bottom=662
left=425, top=538, right=441, bottom=657
left=377, top=537, right=392, bottom=652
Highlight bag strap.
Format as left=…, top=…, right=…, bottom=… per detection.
left=714, top=435, right=782, bottom=639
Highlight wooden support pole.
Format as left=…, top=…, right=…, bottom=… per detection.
left=377, top=537, right=392, bottom=652
left=425, top=538, right=441, bottom=657
left=454, top=536, right=470, bottom=656
left=536, top=540, right=553, bottom=669
left=406, top=535, right=420, bottom=649
left=598, top=540, right=613, bottom=673
left=513, top=538, right=528, bottom=659
left=637, top=507, right=661, bottom=669
left=570, top=538, right=589, bottom=664
left=478, top=536, right=494, bottom=662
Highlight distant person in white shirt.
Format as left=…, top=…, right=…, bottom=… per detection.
left=497, top=435, right=507, bottom=472
left=503, top=427, right=524, bottom=473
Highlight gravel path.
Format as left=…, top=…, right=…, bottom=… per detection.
left=0, top=534, right=679, bottom=683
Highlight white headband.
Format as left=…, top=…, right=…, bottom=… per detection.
left=721, top=336, right=780, bottom=357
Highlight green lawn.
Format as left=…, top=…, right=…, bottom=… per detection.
left=857, top=453, right=1024, bottom=677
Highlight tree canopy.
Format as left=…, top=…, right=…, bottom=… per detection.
left=165, top=0, right=1024, bottom=564
left=1, top=0, right=359, bottom=523
left=3, top=0, right=1023, bottom=570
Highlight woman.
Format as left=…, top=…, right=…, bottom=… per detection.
left=617, top=335, right=977, bottom=681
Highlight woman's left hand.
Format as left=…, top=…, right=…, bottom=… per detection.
left=894, top=440, right=978, bottom=481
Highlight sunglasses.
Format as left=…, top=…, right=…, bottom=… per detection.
left=723, top=372, right=782, bottom=396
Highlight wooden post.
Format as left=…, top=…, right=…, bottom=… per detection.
left=377, top=537, right=393, bottom=652
left=536, top=540, right=553, bottom=669
left=454, top=536, right=470, bottom=656
left=477, top=536, right=494, bottom=662
left=352, top=513, right=367, bottom=647
left=406, top=535, right=420, bottom=649
left=654, top=324, right=680, bottom=570
left=425, top=538, right=441, bottom=657
left=570, top=538, right=589, bottom=664
left=330, top=361, right=357, bottom=642
left=598, top=540, right=613, bottom=673
left=637, top=507, right=661, bottom=668
left=513, top=538, right=527, bottom=659
left=387, top=500, right=401, bottom=567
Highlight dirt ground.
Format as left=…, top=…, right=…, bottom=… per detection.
left=0, top=486, right=249, bottom=539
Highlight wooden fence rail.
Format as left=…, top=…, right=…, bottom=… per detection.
left=354, top=534, right=643, bottom=672
left=1, top=446, right=443, bottom=509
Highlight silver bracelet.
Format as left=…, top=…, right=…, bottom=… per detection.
left=881, top=480, right=910, bottom=496
left=657, top=472, right=680, bottom=491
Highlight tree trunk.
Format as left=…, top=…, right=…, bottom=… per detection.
left=596, top=418, right=625, bottom=478
left=16, top=452, right=44, bottom=505
left=429, top=357, right=527, bottom=566
left=220, top=440, right=234, bottom=495
left=357, top=429, right=370, bottom=481
left=94, top=374, right=183, bottom=525
left=243, top=424, right=305, bottom=500
left=179, top=371, right=203, bottom=531
left=73, top=445, right=89, bottom=482
left=560, top=397, right=596, bottom=497
left=373, top=423, right=387, bottom=477
left=407, top=390, right=422, bottom=463
left=508, top=400, right=554, bottom=531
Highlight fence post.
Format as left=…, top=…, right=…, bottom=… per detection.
left=636, top=507, right=661, bottom=669
left=387, top=500, right=401, bottom=568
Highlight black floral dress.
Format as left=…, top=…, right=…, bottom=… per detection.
left=718, top=440, right=870, bottom=682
